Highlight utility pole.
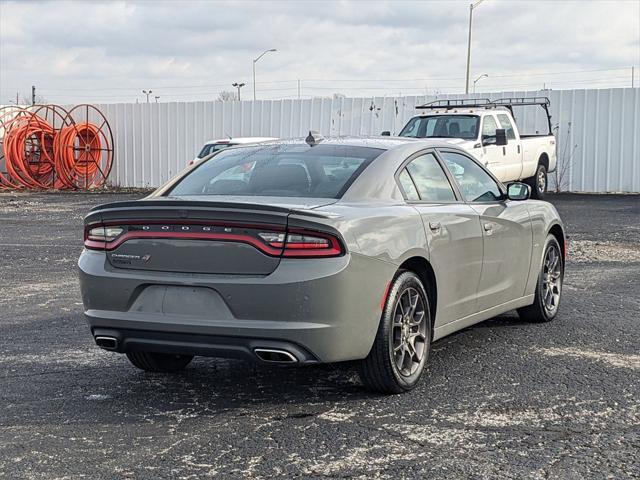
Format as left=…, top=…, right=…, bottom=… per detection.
left=297, top=79, right=301, bottom=99
left=154, top=96, right=160, bottom=103
left=16, top=91, right=19, bottom=105
left=252, top=48, right=277, bottom=101
left=465, top=0, right=486, bottom=94
left=232, top=82, right=245, bottom=101
left=31, top=85, right=36, bottom=105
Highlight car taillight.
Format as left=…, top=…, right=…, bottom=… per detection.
left=87, top=226, right=124, bottom=242
left=84, top=225, right=125, bottom=250
left=259, top=229, right=343, bottom=257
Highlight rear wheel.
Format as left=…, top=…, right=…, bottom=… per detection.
left=126, top=351, right=194, bottom=373
left=518, top=234, right=563, bottom=323
left=527, top=163, right=547, bottom=199
left=359, top=271, right=432, bottom=394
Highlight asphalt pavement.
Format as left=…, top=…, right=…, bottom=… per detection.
left=0, top=191, right=638, bottom=479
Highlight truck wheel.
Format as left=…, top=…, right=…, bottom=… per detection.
left=126, top=351, right=193, bottom=373
left=527, top=164, right=547, bottom=199
left=358, top=271, right=432, bottom=394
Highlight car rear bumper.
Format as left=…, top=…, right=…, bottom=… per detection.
left=79, top=249, right=395, bottom=363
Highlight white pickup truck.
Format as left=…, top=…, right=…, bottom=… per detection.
left=390, top=98, right=556, bottom=199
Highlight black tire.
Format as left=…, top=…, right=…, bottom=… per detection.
left=527, top=163, right=547, bottom=199
left=517, top=234, right=564, bottom=323
left=126, top=351, right=194, bottom=373
left=359, top=271, right=432, bottom=394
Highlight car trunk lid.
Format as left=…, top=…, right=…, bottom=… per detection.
left=85, top=198, right=336, bottom=275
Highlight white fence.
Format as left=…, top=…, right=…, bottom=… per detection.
left=96, top=88, right=640, bottom=192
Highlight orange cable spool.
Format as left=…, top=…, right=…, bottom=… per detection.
left=0, top=104, right=113, bottom=190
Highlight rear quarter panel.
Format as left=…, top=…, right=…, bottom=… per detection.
left=522, top=136, right=557, bottom=177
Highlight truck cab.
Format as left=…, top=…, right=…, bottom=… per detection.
left=394, top=98, right=557, bottom=198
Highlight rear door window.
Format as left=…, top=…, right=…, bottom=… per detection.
left=398, top=169, right=420, bottom=200
left=405, top=153, right=456, bottom=202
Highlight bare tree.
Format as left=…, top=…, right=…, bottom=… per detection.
left=552, top=122, right=579, bottom=193
left=218, top=90, right=237, bottom=101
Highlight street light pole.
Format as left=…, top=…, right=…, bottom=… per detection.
left=142, top=89, right=153, bottom=103
left=232, top=82, right=246, bottom=101
left=465, top=0, right=486, bottom=94
left=252, top=49, right=277, bottom=101
left=473, top=73, right=489, bottom=93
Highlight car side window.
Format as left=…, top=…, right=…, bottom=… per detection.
left=398, top=169, right=420, bottom=200
left=404, top=153, right=456, bottom=202
left=497, top=114, right=516, bottom=140
left=439, top=151, right=503, bottom=203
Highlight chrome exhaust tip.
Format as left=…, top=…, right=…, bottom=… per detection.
left=95, top=336, right=118, bottom=351
left=254, top=348, right=298, bottom=363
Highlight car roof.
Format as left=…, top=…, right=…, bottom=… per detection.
left=246, top=135, right=461, bottom=151
left=203, top=137, right=278, bottom=145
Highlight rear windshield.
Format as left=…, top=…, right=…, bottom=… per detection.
left=399, top=115, right=479, bottom=140
left=170, top=144, right=383, bottom=199
left=197, top=143, right=235, bottom=158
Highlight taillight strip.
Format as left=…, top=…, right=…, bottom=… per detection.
left=84, top=222, right=344, bottom=258
left=86, top=231, right=284, bottom=256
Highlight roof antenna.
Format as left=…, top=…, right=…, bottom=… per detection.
left=305, top=130, right=324, bottom=146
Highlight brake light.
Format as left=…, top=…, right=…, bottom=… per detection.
left=259, top=229, right=343, bottom=257
left=87, top=226, right=124, bottom=242
left=84, top=224, right=125, bottom=250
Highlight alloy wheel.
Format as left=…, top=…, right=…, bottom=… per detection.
left=391, top=287, right=428, bottom=377
left=542, top=244, right=562, bottom=314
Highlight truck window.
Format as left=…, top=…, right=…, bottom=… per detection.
left=496, top=114, right=516, bottom=140
left=399, top=115, right=479, bottom=140
left=481, top=115, right=498, bottom=138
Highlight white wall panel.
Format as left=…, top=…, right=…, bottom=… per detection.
left=88, top=88, right=639, bottom=192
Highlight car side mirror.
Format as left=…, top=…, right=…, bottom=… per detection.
left=507, top=182, right=530, bottom=201
left=381, top=131, right=391, bottom=136
left=495, top=128, right=508, bottom=146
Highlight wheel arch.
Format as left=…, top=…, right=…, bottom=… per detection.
left=538, top=152, right=550, bottom=171
left=548, top=222, right=566, bottom=264
left=398, top=256, right=437, bottom=336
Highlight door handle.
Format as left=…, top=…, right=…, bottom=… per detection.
left=429, top=222, right=441, bottom=232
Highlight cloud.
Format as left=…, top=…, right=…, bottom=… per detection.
left=0, top=0, right=638, bottom=103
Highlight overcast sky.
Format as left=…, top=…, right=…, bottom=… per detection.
left=1, top=0, right=638, bottom=104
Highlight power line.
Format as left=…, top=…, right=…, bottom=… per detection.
left=17, top=66, right=634, bottom=93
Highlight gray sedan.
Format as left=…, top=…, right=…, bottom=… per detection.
left=79, top=135, right=565, bottom=394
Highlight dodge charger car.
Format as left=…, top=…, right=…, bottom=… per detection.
left=79, top=135, right=565, bottom=393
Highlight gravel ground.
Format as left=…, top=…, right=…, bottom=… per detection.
left=0, top=191, right=638, bottom=479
